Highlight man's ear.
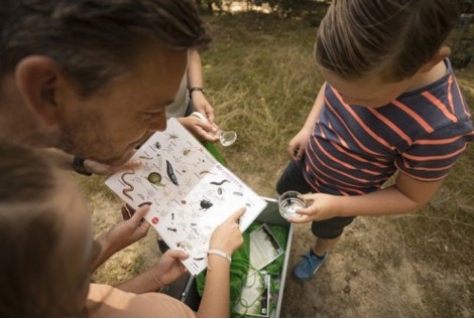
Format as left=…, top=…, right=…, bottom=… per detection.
left=14, top=56, right=63, bottom=127
left=418, top=46, right=451, bottom=73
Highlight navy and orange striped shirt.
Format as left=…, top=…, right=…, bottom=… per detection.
left=303, top=59, right=474, bottom=196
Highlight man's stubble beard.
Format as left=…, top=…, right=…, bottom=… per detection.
left=46, top=128, right=77, bottom=155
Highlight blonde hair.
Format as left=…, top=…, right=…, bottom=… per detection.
left=315, top=0, right=460, bottom=81
left=0, top=142, right=88, bottom=316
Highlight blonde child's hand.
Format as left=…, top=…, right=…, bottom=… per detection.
left=288, top=128, right=312, bottom=160
left=287, top=193, right=342, bottom=223
left=209, top=207, right=246, bottom=255
left=149, top=249, right=189, bottom=286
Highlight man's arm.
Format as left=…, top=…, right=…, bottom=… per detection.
left=38, top=147, right=140, bottom=176
left=90, top=205, right=150, bottom=271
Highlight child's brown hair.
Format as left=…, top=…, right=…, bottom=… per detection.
left=315, top=0, right=460, bottom=81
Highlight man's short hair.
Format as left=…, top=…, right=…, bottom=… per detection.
left=0, top=0, right=211, bottom=96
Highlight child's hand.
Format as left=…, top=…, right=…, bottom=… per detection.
left=287, top=193, right=342, bottom=223
left=209, top=207, right=246, bottom=255
left=288, top=128, right=312, bottom=160
left=149, top=249, right=189, bottom=286
left=191, top=93, right=215, bottom=124
left=178, top=116, right=219, bottom=142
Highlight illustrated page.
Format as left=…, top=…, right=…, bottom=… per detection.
left=105, top=118, right=267, bottom=275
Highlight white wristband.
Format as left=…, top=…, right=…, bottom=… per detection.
left=207, top=249, right=232, bottom=264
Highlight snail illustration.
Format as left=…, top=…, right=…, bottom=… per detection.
left=147, top=172, right=164, bottom=186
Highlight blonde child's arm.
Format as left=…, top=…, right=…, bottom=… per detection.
left=289, top=82, right=327, bottom=159
left=197, top=208, right=245, bottom=318
left=293, top=172, right=444, bottom=222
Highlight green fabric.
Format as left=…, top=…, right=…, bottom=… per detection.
left=202, top=141, right=226, bottom=165
left=196, top=221, right=289, bottom=317
left=196, top=227, right=251, bottom=306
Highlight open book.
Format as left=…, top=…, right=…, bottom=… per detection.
left=105, top=118, right=267, bottom=275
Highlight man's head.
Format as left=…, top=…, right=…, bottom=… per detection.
left=315, top=0, right=460, bottom=107
left=0, top=0, right=210, bottom=165
left=0, top=141, right=94, bottom=316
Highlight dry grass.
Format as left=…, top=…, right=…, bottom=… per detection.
left=77, top=13, right=474, bottom=317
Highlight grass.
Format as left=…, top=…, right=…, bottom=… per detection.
left=200, top=13, right=474, bottom=316
left=202, top=13, right=322, bottom=195
left=79, top=12, right=474, bottom=317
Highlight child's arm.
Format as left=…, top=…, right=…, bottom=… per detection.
left=289, top=82, right=326, bottom=160
left=187, top=49, right=215, bottom=123
left=292, top=172, right=444, bottom=222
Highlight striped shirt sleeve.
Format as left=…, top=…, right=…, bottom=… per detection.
left=395, top=121, right=473, bottom=181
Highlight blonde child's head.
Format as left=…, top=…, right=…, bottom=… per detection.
left=0, top=143, right=94, bottom=316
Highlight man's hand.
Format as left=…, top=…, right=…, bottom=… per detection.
left=108, top=204, right=151, bottom=249
left=84, top=158, right=142, bottom=176
left=91, top=205, right=151, bottom=271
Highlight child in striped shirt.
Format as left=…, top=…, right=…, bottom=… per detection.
left=277, top=0, right=474, bottom=281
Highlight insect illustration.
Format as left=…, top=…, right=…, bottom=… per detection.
left=166, top=160, right=179, bottom=186
left=177, top=241, right=193, bottom=252
left=200, top=199, right=213, bottom=210
left=167, top=133, right=179, bottom=140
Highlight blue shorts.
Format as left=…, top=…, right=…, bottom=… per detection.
left=277, top=158, right=355, bottom=239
